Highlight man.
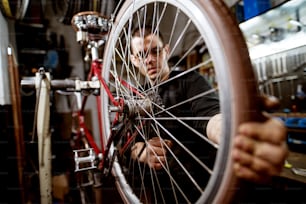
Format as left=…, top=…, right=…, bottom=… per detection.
left=128, top=26, right=287, bottom=187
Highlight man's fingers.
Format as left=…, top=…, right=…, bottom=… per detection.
left=259, top=95, right=280, bottom=110
left=238, top=119, right=287, bottom=144
left=148, top=154, right=166, bottom=170
left=234, top=135, right=288, bottom=166
left=146, top=137, right=173, bottom=170
left=148, top=145, right=165, bottom=155
left=233, top=133, right=288, bottom=183
left=164, top=139, right=173, bottom=148
left=148, top=137, right=163, bottom=147
left=232, top=148, right=282, bottom=175
left=233, top=162, right=271, bottom=183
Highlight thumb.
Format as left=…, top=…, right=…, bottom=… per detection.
left=259, top=95, right=280, bottom=110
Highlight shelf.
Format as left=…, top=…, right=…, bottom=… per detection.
left=17, top=22, right=45, bottom=28
left=240, top=0, right=306, bottom=53
left=15, top=20, right=48, bottom=77
left=20, top=49, right=47, bottom=55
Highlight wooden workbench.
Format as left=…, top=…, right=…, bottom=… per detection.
left=270, top=112, right=306, bottom=183
left=281, top=151, right=306, bottom=184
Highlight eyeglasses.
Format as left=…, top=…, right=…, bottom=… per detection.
left=134, top=46, right=164, bottom=60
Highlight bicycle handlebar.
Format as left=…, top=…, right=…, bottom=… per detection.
left=21, top=78, right=75, bottom=89
left=51, top=79, right=76, bottom=89
left=21, top=78, right=100, bottom=91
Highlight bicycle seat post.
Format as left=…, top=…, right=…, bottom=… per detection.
left=89, top=41, right=100, bottom=61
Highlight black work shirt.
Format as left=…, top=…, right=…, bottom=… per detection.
left=121, top=70, right=220, bottom=203
left=148, top=70, right=220, bottom=202
left=157, top=70, right=220, bottom=135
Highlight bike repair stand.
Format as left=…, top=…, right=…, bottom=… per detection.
left=35, top=68, right=52, bottom=204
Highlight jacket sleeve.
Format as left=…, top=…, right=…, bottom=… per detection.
left=183, top=71, right=220, bottom=134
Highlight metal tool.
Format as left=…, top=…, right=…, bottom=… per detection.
left=292, top=167, right=306, bottom=177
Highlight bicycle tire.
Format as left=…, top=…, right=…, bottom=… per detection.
left=0, top=0, right=29, bottom=20
left=101, top=0, right=261, bottom=203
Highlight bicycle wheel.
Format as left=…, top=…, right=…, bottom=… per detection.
left=101, top=0, right=261, bottom=203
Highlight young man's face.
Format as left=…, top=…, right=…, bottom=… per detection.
left=131, top=34, right=170, bottom=83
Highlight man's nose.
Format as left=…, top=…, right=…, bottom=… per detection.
left=144, top=53, right=154, bottom=64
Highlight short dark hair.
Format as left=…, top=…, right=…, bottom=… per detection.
left=132, top=25, right=164, bottom=43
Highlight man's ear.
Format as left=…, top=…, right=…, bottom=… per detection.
left=130, top=55, right=138, bottom=67
left=164, top=44, right=170, bottom=58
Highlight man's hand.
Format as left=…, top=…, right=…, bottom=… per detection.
left=232, top=118, right=288, bottom=183
left=131, top=137, right=173, bottom=170
left=232, top=96, right=288, bottom=183
left=207, top=96, right=288, bottom=183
